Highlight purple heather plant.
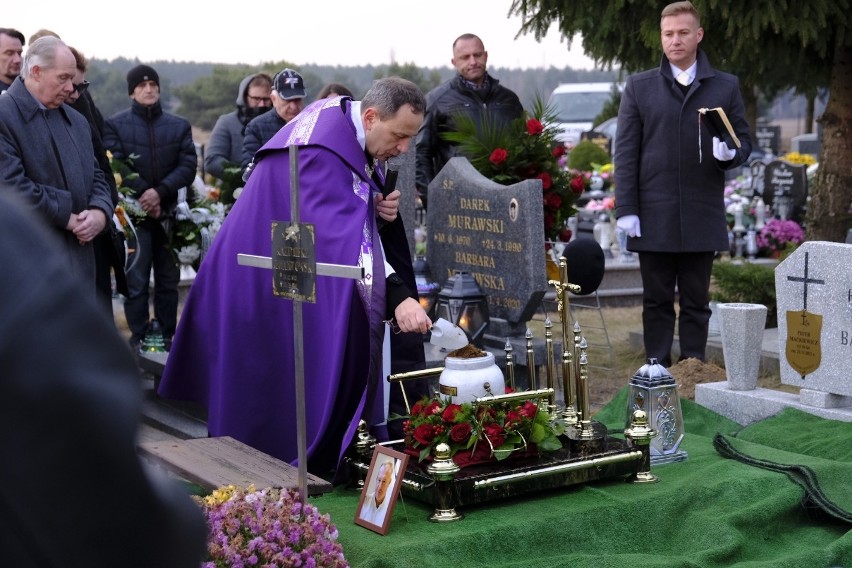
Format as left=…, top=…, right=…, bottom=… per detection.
left=195, top=485, right=349, bottom=568
left=756, top=218, right=805, bottom=254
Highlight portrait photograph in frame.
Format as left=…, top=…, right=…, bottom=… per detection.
left=354, top=445, right=408, bottom=535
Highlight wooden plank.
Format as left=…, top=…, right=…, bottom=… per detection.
left=138, top=436, right=333, bottom=495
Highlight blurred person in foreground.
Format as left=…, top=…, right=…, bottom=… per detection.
left=0, top=27, right=24, bottom=92
left=415, top=33, right=522, bottom=209
left=0, top=190, right=206, bottom=567
left=159, top=77, right=431, bottom=480
left=0, top=36, right=112, bottom=293
left=614, top=0, right=751, bottom=367
left=204, top=72, right=273, bottom=182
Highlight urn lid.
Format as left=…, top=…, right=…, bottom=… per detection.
left=629, top=358, right=675, bottom=388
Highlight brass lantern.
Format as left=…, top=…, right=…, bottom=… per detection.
left=430, top=270, right=489, bottom=347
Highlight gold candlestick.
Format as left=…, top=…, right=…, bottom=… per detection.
left=504, top=338, right=515, bottom=392
left=561, top=348, right=578, bottom=425
left=578, top=342, right=594, bottom=439
left=525, top=327, right=536, bottom=391
left=544, top=317, right=556, bottom=411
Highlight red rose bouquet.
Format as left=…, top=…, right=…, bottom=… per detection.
left=439, top=98, right=577, bottom=240
left=401, top=395, right=564, bottom=465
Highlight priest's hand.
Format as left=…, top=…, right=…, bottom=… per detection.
left=712, top=137, right=737, bottom=161
left=394, top=297, right=432, bottom=333
left=375, top=189, right=400, bottom=223
left=616, top=214, right=641, bottom=238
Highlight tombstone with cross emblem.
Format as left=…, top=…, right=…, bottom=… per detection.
left=775, top=241, right=852, bottom=409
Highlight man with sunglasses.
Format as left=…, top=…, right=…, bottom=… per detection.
left=0, top=35, right=112, bottom=294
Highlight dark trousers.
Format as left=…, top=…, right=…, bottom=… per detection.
left=638, top=251, right=715, bottom=367
left=124, top=221, right=179, bottom=344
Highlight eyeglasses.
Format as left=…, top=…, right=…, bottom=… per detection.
left=73, top=80, right=90, bottom=94
left=247, top=95, right=272, bottom=106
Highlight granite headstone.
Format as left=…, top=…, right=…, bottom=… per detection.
left=755, top=124, right=781, bottom=155
left=775, top=241, right=852, bottom=407
left=763, top=159, right=808, bottom=222
left=426, top=157, right=546, bottom=327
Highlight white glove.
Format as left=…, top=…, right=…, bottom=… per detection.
left=616, top=215, right=641, bottom=238
left=712, top=136, right=737, bottom=161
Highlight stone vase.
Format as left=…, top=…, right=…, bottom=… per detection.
left=718, top=303, right=768, bottom=390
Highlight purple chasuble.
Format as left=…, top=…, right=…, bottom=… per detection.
left=158, top=97, right=387, bottom=476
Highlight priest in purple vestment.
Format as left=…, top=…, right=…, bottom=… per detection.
left=158, top=77, right=431, bottom=479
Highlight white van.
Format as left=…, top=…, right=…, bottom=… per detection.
left=546, top=82, right=619, bottom=146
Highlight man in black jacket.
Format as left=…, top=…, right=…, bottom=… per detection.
left=415, top=33, right=523, bottom=209
left=104, top=64, right=197, bottom=349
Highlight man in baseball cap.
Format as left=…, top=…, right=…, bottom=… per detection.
left=241, top=68, right=307, bottom=172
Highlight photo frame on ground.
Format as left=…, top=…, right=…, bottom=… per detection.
left=354, top=445, right=408, bottom=535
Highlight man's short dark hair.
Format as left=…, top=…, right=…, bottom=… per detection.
left=0, top=28, right=25, bottom=45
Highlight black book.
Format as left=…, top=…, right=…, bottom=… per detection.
left=698, top=107, right=741, bottom=149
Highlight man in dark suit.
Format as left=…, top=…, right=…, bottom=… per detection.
left=0, top=35, right=112, bottom=293
left=614, top=1, right=752, bottom=367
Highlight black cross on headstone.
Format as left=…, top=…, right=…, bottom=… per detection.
left=786, top=251, right=825, bottom=321
left=237, top=147, right=364, bottom=502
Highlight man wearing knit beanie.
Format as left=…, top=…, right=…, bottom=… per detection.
left=126, top=64, right=159, bottom=95
left=105, top=63, right=197, bottom=351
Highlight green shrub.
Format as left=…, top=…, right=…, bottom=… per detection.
left=568, top=140, right=611, bottom=171
left=710, top=260, right=777, bottom=327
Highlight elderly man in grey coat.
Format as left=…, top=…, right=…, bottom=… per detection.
left=0, top=36, right=113, bottom=292
left=614, top=1, right=751, bottom=368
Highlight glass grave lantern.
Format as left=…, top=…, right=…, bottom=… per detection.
left=413, top=255, right=441, bottom=314
left=430, top=270, right=489, bottom=348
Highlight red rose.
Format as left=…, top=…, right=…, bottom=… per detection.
left=537, top=172, right=553, bottom=190
left=519, top=401, right=538, bottom=419
left=410, top=401, right=423, bottom=416
left=551, top=144, right=566, bottom=158
left=442, top=404, right=463, bottom=422
left=449, top=422, right=472, bottom=443
left=526, top=118, right=544, bottom=136
left=483, top=423, right=505, bottom=448
left=559, top=228, right=573, bottom=242
left=489, top=148, right=508, bottom=166
left=570, top=175, right=586, bottom=194
left=544, top=192, right=562, bottom=209
left=413, top=424, right=436, bottom=445
left=504, top=410, right=523, bottom=430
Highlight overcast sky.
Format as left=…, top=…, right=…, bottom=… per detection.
left=8, top=0, right=597, bottom=70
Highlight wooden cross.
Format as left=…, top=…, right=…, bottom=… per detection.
left=237, top=146, right=364, bottom=502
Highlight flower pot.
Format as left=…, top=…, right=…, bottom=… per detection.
left=439, top=351, right=505, bottom=404
left=718, top=303, right=767, bottom=391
